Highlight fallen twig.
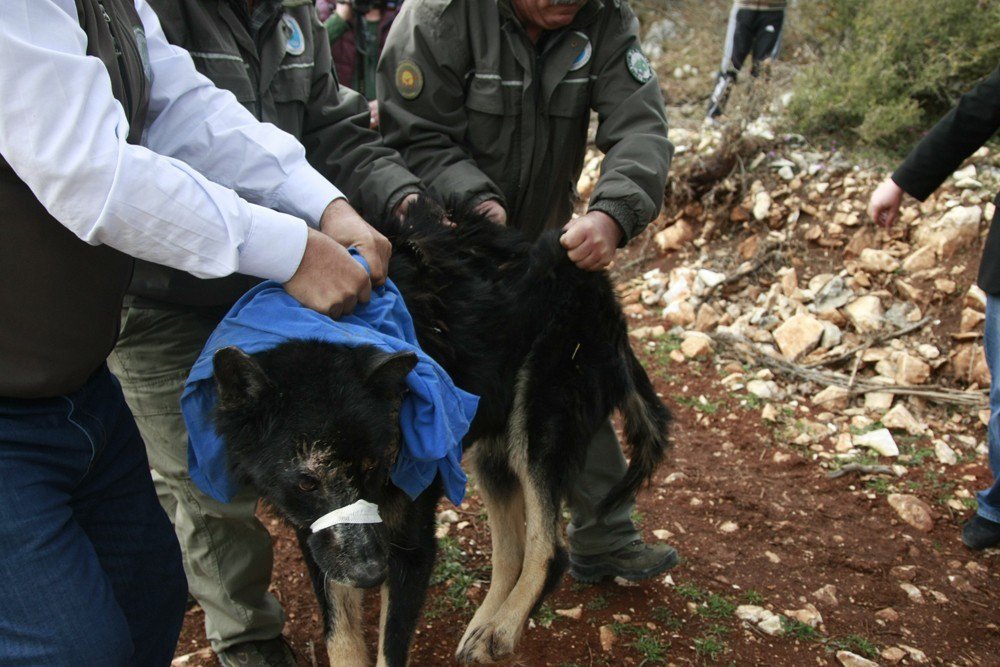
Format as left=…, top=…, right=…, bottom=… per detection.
left=711, top=332, right=988, bottom=408
left=805, top=317, right=933, bottom=369
left=827, top=463, right=899, bottom=479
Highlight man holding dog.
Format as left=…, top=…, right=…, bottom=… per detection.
left=0, top=1, right=395, bottom=665
left=104, top=1, right=424, bottom=665
left=378, top=0, right=677, bottom=581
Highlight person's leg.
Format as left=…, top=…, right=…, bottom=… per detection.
left=566, top=420, right=677, bottom=581
left=749, top=9, right=785, bottom=78
left=707, top=6, right=753, bottom=119
left=109, top=304, right=287, bottom=656
left=965, top=294, right=1000, bottom=548
left=0, top=370, right=185, bottom=666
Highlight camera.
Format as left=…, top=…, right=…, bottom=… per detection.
left=348, top=0, right=398, bottom=12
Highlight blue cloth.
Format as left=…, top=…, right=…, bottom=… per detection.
left=0, top=367, right=186, bottom=665
left=181, top=256, right=476, bottom=507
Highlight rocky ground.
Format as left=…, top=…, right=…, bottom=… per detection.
left=173, top=3, right=1000, bottom=666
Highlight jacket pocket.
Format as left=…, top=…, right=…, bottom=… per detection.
left=549, top=78, right=590, bottom=118
left=272, top=65, right=313, bottom=104
left=199, top=58, right=257, bottom=105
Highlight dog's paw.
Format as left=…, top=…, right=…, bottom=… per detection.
left=455, top=621, right=519, bottom=664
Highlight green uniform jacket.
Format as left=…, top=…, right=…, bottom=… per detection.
left=377, top=0, right=672, bottom=242
left=133, top=0, right=421, bottom=306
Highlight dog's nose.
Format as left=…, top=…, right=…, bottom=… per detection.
left=350, top=563, right=387, bottom=589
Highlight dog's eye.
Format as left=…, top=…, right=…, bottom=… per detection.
left=297, top=477, right=319, bottom=493
left=362, top=458, right=378, bottom=472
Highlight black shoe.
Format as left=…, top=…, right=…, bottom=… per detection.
left=569, top=539, right=679, bottom=583
left=217, top=637, right=298, bottom=667
left=962, top=515, right=1000, bottom=551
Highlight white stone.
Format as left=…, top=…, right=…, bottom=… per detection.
left=853, top=428, right=899, bottom=457
left=555, top=605, right=583, bottom=620
left=783, top=603, right=823, bottom=628
left=836, top=651, right=880, bottom=667
left=753, top=191, right=772, bottom=221
left=719, top=521, right=739, bottom=533
left=773, top=313, right=826, bottom=361
left=654, top=220, right=694, bottom=253
left=757, top=614, right=784, bottom=636
left=746, top=380, right=778, bottom=400
left=859, top=248, right=900, bottom=273
left=736, top=605, right=767, bottom=623
left=881, top=404, right=926, bottom=435
left=864, top=392, right=894, bottom=411
left=844, top=295, right=884, bottom=333
left=898, top=644, right=928, bottom=663
left=814, top=385, right=851, bottom=410
left=889, top=494, right=935, bottom=533
left=913, top=205, right=981, bottom=258
left=934, top=440, right=958, bottom=466
left=902, top=245, right=936, bottom=273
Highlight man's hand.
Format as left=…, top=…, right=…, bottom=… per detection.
left=474, top=198, right=507, bottom=226
left=392, top=193, right=419, bottom=219
left=368, top=100, right=380, bottom=129
left=319, top=198, right=391, bottom=286
left=869, top=178, right=905, bottom=228
left=560, top=211, right=623, bottom=271
left=284, top=228, right=371, bottom=318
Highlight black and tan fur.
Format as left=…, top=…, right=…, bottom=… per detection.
left=213, top=201, right=671, bottom=665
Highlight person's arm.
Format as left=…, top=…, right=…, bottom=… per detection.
left=136, top=0, right=340, bottom=229
left=302, top=13, right=423, bottom=221
left=377, top=1, right=506, bottom=211
left=0, top=0, right=375, bottom=314
left=870, top=64, right=1000, bottom=227
left=892, top=64, right=1000, bottom=202
left=325, top=2, right=353, bottom=44
left=586, top=6, right=672, bottom=244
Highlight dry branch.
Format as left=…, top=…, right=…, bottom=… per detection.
left=711, top=332, right=988, bottom=408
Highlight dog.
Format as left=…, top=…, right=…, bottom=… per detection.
left=212, top=201, right=672, bottom=666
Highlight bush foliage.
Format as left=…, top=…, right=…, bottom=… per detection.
left=788, top=0, right=1000, bottom=150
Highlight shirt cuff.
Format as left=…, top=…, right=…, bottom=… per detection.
left=274, top=163, right=344, bottom=228
left=589, top=199, right=638, bottom=247
left=238, top=206, right=309, bottom=283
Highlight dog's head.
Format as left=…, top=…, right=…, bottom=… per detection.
left=212, top=341, right=416, bottom=589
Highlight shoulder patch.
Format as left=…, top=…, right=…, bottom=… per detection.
left=626, top=47, right=653, bottom=84
left=281, top=16, right=306, bottom=56
left=395, top=60, right=425, bottom=100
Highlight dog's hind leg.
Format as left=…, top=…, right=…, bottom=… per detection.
left=456, top=465, right=562, bottom=663
left=457, top=438, right=526, bottom=656
left=376, top=496, right=438, bottom=667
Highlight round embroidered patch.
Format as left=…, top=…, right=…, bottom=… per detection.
left=395, top=60, right=424, bottom=100
left=569, top=38, right=593, bottom=72
left=282, top=16, right=305, bottom=56
left=626, top=47, right=653, bottom=84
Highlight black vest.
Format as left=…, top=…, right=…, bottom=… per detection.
left=0, top=0, right=151, bottom=398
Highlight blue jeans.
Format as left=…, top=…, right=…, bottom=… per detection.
left=980, top=296, right=1000, bottom=523
left=0, top=367, right=186, bottom=666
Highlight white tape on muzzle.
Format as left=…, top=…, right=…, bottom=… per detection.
left=310, top=499, right=382, bottom=533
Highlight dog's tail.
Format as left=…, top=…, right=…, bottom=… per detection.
left=599, top=344, right=672, bottom=515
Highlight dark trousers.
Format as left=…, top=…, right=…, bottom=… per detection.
left=721, top=7, right=785, bottom=77
left=0, top=367, right=186, bottom=666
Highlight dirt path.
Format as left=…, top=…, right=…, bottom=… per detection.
left=173, top=339, right=1000, bottom=666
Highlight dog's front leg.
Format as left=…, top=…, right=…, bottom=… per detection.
left=325, top=582, right=369, bottom=667
left=375, top=497, right=438, bottom=667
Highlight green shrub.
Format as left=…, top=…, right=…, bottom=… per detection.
left=787, top=0, right=1000, bottom=150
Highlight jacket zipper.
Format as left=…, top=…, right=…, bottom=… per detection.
left=97, top=0, right=136, bottom=121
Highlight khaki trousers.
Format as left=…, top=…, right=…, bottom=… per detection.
left=108, top=304, right=284, bottom=653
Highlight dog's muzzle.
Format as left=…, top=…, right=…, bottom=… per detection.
left=310, top=499, right=382, bottom=533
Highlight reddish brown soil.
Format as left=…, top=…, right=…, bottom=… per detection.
left=174, top=341, right=1000, bottom=666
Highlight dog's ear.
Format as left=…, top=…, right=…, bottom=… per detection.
left=364, top=351, right=418, bottom=400
left=213, top=346, right=276, bottom=410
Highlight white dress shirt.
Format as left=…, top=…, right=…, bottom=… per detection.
left=0, top=0, right=344, bottom=283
